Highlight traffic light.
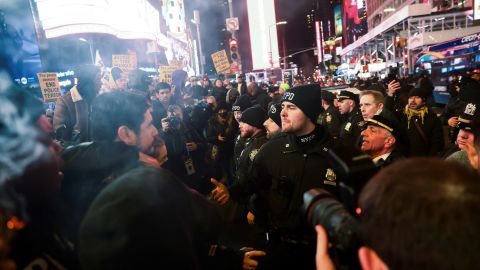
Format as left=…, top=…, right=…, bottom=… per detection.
left=229, top=38, right=238, bottom=60
left=329, top=45, right=334, bottom=51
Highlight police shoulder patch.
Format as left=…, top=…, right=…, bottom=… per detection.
left=326, top=114, right=332, bottom=123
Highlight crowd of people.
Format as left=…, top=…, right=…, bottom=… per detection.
left=0, top=64, right=480, bottom=270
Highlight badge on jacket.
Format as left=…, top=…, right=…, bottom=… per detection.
left=326, top=114, right=332, bottom=123
left=344, top=122, right=352, bottom=132
left=324, top=168, right=337, bottom=186
left=249, top=149, right=259, bottom=161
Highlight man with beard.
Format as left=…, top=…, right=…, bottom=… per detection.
left=53, top=64, right=101, bottom=143
left=211, top=84, right=339, bottom=269
left=401, top=88, right=444, bottom=156
left=232, top=96, right=253, bottom=173
left=59, top=91, right=158, bottom=243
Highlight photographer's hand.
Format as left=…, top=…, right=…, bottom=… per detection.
left=315, top=225, right=336, bottom=270
left=210, top=178, right=230, bottom=205
left=186, top=142, right=198, bottom=151
left=243, top=250, right=266, bottom=270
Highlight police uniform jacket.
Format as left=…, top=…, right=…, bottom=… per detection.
left=318, top=105, right=341, bottom=140
left=229, top=125, right=339, bottom=232
left=339, top=107, right=365, bottom=144
left=233, top=130, right=268, bottom=203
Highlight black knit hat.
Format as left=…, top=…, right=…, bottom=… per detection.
left=268, top=103, right=282, bottom=127
left=281, top=84, right=322, bottom=124
left=321, top=90, right=336, bottom=101
left=337, top=91, right=359, bottom=104
left=408, top=88, right=427, bottom=99
left=232, top=95, right=252, bottom=112
left=240, top=106, right=267, bottom=129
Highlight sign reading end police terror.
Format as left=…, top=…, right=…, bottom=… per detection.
left=37, top=72, right=61, bottom=103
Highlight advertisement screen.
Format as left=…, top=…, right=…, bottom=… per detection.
left=334, top=5, right=343, bottom=37
left=0, top=1, right=43, bottom=85
left=247, top=0, right=279, bottom=70
left=36, top=0, right=164, bottom=42
left=343, top=0, right=368, bottom=47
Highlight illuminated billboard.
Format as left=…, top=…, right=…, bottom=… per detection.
left=35, top=0, right=167, bottom=46
left=343, top=0, right=368, bottom=47
left=247, top=0, right=279, bottom=70
left=334, top=5, right=343, bottom=37
left=0, top=1, right=43, bottom=85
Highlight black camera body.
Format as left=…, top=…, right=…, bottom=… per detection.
left=303, top=144, right=377, bottom=269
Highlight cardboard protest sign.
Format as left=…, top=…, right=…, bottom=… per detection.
left=211, top=50, right=231, bottom=74
left=112, top=54, right=137, bottom=72
left=37, top=72, right=61, bottom=103
left=158, top=65, right=177, bottom=83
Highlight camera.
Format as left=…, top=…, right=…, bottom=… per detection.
left=303, top=144, right=377, bottom=269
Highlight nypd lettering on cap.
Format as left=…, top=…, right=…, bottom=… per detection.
left=232, top=105, right=241, bottom=111
left=465, top=103, right=476, bottom=116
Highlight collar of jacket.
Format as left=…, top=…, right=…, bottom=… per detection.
left=70, top=85, right=83, bottom=103
left=283, top=125, right=330, bottom=154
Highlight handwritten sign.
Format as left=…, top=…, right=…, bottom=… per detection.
left=159, top=65, right=177, bottom=83
left=112, top=54, right=137, bottom=72
left=211, top=50, right=231, bottom=74
left=37, top=72, right=61, bottom=103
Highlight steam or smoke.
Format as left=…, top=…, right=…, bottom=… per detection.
left=0, top=71, right=46, bottom=186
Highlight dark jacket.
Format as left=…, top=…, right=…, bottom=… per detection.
left=79, top=166, right=243, bottom=270
left=229, top=126, right=338, bottom=230
left=53, top=86, right=91, bottom=142
left=339, top=107, right=365, bottom=145
left=59, top=141, right=140, bottom=242
left=400, top=109, right=444, bottom=156
left=376, top=149, right=404, bottom=169
left=318, top=105, right=342, bottom=140
left=228, top=126, right=338, bottom=269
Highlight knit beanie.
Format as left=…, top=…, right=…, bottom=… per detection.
left=408, top=88, right=427, bottom=99
left=240, top=106, right=267, bottom=129
left=232, top=95, right=252, bottom=112
left=268, top=103, right=282, bottom=127
left=281, top=84, right=322, bottom=124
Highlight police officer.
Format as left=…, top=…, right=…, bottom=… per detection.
left=337, top=90, right=365, bottom=145
left=232, top=95, right=253, bottom=171
left=318, top=90, right=341, bottom=140
left=211, top=84, right=339, bottom=270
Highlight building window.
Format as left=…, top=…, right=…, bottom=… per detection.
left=170, top=1, right=174, bottom=7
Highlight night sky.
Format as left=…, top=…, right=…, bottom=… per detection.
left=185, top=0, right=322, bottom=75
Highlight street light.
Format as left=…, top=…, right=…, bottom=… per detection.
left=268, top=21, right=287, bottom=69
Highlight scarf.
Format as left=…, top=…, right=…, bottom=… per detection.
left=404, top=105, right=428, bottom=129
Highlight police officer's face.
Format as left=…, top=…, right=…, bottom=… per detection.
left=281, top=101, right=310, bottom=135
left=360, top=125, right=393, bottom=157
left=408, top=96, right=424, bottom=110
left=136, top=109, right=159, bottom=154
left=457, top=129, right=474, bottom=150
left=337, top=99, right=353, bottom=115
left=239, top=122, right=255, bottom=138
left=264, top=118, right=281, bottom=139
left=360, top=95, right=382, bottom=120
